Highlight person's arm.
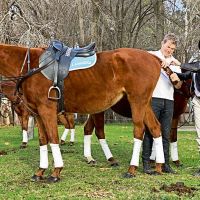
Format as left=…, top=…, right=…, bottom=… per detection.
left=176, top=71, right=193, bottom=81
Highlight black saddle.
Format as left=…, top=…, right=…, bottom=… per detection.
left=39, top=40, right=96, bottom=111
left=181, top=61, right=200, bottom=72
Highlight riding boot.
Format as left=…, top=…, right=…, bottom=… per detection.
left=162, top=140, right=176, bottom=174
left=142, top=131, right=153, bottom=174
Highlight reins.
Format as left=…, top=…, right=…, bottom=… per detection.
left=16, top=59, right=55, bottom=92
left=0, top=47, right=52, bottom=117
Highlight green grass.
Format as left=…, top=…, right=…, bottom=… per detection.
left=0, top=124, right=199, bottom=200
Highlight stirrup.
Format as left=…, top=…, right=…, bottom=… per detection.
left=48, top=86, right=61, bottom=100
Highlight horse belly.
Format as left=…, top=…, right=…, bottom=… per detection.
left=63, top=73, right=124, bottom=114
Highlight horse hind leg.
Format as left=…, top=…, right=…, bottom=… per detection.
left=59, top=113, right=75, bottom=146
left=58, top=113, right=70, bottom=145
left=170, top=118, right=182, bottom=167
left=92, top=112, right=119, bottom=167
left=124, top=100, right=148, bottom=178
left=144, top=105, right=164, bottom=174
left=83, top=115, right=97, bottom=165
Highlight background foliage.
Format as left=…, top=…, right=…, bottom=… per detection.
left=0, top=0, right=200, bottom=61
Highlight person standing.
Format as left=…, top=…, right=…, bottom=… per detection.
left=174, top=55, right=200, bottom=176
left=142, top=33, right=182, bottom=174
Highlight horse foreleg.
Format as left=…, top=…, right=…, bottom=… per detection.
left=18, top=114, right=29, bottom=149
left=84, top=115, right=96, bottom=165
left=92, top=112, right=119, bottom=167
left=144, top=105, right=164, bottom=174
left=170, top=118, right=182, bottom=167
left=31, top=116, right=48, bottom=182
left=40, top=110, right=63, bottom=183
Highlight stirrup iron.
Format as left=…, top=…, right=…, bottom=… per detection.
left=48, top=86, right=61, bottom=100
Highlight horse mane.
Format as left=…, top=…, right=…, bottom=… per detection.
left=0, top=43, right=46, bottom=51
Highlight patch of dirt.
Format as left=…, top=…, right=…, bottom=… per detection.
left=0, top=150, right=7, bottom=156
left=160, top=182, right=197, bottom=196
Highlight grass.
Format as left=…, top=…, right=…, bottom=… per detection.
left=0, top=124, right=199, bottom=200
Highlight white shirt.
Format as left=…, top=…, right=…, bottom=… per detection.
left=148, top=50, right=181, bottom=100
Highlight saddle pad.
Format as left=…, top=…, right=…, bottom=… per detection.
left=69, top=54, right=97, bottom=71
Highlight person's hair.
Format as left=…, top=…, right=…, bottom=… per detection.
left=162, top=33, right=178, bottom=45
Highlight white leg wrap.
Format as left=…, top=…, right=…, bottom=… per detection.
left=130, top=138, right=142, bottom=166
left=150, top=141, right=156, bottom=160
left=153, top=136, right=165, bottom=163
left=40, top=145, right=48, bottom=169
left=22, top=130, right=28, bottom=143
left=61, top=129, right=69, bottom=141
left=84, top=135, right=92, bottom=157
left=170, top=142, right=179, bottom=161
left=70, top=129, right=75, bottom=142
left=50, top=143, right=63, bottom=168
left=99, top=139, right=113, bottom=160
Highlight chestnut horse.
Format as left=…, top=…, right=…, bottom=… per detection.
left=83, top=83, right=192, bottom=168
left=0, top=81, right=76, bottom=148
left=0, top=43, right=163, bottom=182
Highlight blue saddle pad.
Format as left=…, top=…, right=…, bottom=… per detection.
left=69, top=54, right=97, bottom=71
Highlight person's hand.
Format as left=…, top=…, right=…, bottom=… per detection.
left=170, top=73, right=180, bottom=83
left=170, top=58, right=181, bottom=66
left=161, top=60, right=169, bottom=69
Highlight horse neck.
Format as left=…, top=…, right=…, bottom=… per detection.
left=0, top=44, right=27, bottom=77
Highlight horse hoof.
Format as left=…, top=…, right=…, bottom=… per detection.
left=144, top=169, right=160, bottom=175
left=173, top=161, right=183, bottom=168
left=20, top=143, right=27, bottom=149
left=69, top=142, right=74, bottom=146
left=88, top=160, right=97, bottom=166
left=60, top=140, right=65, bottom=146
left=111, top=162, right=119, bottom=167
left=150, top=171, right=161, bottom=176
left=123, top=172, right=135, bottom=178
left=31, top=174, right=44, bottom=182
left=47, top=176, right=60, bottom=183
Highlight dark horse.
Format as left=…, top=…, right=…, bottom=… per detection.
left=0, top=81, right=30, bottom=148
left=0, top=43, right=163, bottom=182
left=169, top=79, right=192, bottom=166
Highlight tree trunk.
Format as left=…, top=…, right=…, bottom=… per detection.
left=152, top=0, right=164, bottom=47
